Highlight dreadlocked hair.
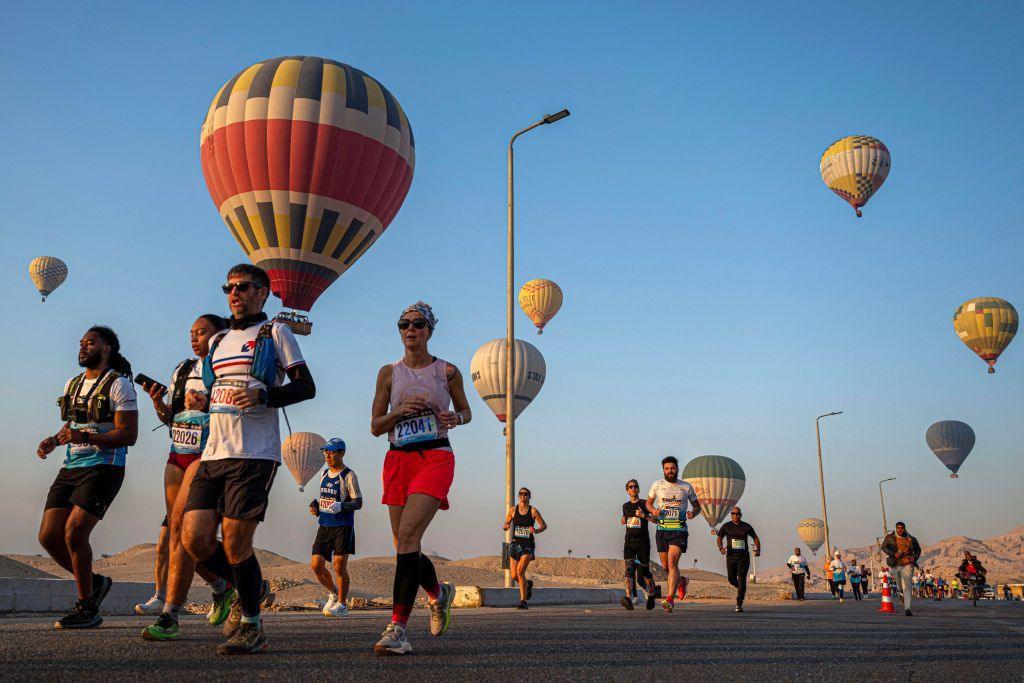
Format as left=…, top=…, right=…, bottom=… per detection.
left=88, top=326, right=133, bottom=378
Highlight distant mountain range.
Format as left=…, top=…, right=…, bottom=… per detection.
left=761, top=526, right=1024, bottom=584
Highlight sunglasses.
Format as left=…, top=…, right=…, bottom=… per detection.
left=627, top=485, right=639, bottom=489
left=222, top=281, right=262, bottom=294
left=730, top=512, right=741, bottom=516
left=397, top=319, right=429, bottom=330
left=518, top=491, right=530, bottom=497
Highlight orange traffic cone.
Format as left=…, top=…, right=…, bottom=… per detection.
left=878, top=571, right=895, bottom=613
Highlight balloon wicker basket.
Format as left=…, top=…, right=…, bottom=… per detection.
left=276, top=311, right=312, bottom=336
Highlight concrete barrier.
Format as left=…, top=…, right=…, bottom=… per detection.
left=453, top=586, right=625, bottom=608
left=0, top=578, right=154, bottom=614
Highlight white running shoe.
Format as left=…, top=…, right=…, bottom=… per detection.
left=324, top=600, right=348, bottom=617
left=632, top=596, right=640, bottom=606
left=134, top=594, right=164, bottom=616
left=322, top=593, right=337, bottom=616
left=374, top=622, right=412, bottom=656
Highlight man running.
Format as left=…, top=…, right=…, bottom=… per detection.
left=36, top=327, right=138, bottom=629
left=181, top=264, right=315, bottom=654
left=881, top=521, right=921, bottom=616
left=716, top=507, right=760, bottom=612
left=309, top=438, right=361, bottom=617
left=621, top=479, right=657, bottom=610
left=370, top=302, right=471, bottom=655
left=646, top=456, right=700, bottom=612
left=786, top=547, right=810, bottom=600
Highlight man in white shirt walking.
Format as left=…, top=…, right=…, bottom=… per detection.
left=787, top=547, right=810, bottom=600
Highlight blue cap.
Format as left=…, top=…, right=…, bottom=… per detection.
left=321, top=438, right=346, bottom=453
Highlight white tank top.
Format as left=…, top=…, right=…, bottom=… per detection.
left=388, top=358, right=451, bottom=444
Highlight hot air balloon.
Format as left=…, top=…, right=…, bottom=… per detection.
left=926, top=420, right=975, bottom=478
left=200, top=56, right=415, bottom=334
left=680, top=455, right=746, bottom=535
left=820, top=135, right=890, bottom=217
left=797, top=518, right=825, bottom=555
left=470, top=339, right=545, bottom=422
left=953, top=297, right=1017, bottom=373
left=519, top=279, right=563, bottom=334
left=29, top=256, right=68, bottom=301
left=281, top=431, right=327, bottom=491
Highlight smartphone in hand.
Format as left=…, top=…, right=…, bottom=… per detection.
left=134, top=373, right=167, bottom=392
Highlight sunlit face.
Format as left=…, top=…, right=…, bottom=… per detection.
left=78, top=331, right=110, bottom=369
left=191, top=317, right=219, bottom=358
left=398, top=312, right=431, bottom=348
left=662, top=461, right=678, bottom=482
left=224, top=274, right=268, bottom=317
left=324, top=449, right=344, bottom=468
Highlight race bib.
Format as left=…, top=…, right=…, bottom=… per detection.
left=626, top=517, right=642, bottom=528
left=394, top=410, right=438, bottom=446
left=661, top=507, right=680, bottom=521
left=171, top=422, right=204, bottom=454
left=69, top=425, right=99, bottom=456
left=210, top=378, right=249, bottom=415
left=513, top=525, right=533, bottom=540
left=319, top=497, right=336, bottom=513
left=730, top=538, right=747, bottom=551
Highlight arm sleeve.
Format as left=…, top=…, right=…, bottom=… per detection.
left=266, top=363, right=315, bottom=408
left=111, top=377, right=139, bottom=412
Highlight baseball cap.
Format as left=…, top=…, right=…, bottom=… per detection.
left=321, top=438, right=346, bottom=452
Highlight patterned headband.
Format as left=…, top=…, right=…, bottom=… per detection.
left=401, top=301, right=437, bottom=330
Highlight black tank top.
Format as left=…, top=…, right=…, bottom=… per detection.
left=512, top=505, right=535, bottom=544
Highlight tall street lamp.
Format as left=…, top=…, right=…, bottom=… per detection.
left=815, top=411, right=842, bottom=557
left=879, top=477, right=896, bottom=535
left=504, top=109, right=570, bottom=587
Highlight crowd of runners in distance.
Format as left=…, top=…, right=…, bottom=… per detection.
left=30, top=262, right=1008, bottom=659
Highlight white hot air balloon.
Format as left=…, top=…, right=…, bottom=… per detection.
left=797, top=518, right=826, bottom=555
left=281, top=432, right=326, bottom=491
left=29, top=256, right=68, bottom=301
left=470, top=339, right=546, bottom=422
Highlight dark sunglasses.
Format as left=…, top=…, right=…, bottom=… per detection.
left=730, top=512, right=741, bottom=516
left=518, top=491, right=530, bottom=497
left=397, top=319, right=429, bottom=330
left=222, top=281, right=262, bottom=294
left=627, top=484, right=639, bottom=489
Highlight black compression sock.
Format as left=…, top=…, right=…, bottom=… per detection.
left=394, top=552, right=421, bottom=610
left=231, top=554, right=264, bottom=618
left=199, top=543, right=234, bottom=584
left=419, top=553, right=441, bottom=596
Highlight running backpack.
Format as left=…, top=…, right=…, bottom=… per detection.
left=202, top=322, right=278, bottom=391
left=58, top=371, right=121, bottom=423
left=169, top=358, right=199, bottom=416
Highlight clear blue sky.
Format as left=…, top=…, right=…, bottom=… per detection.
left=1, top=2, right=1021, bottom=572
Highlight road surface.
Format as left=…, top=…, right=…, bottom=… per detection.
left=2, top=599, right=1022, bottom=680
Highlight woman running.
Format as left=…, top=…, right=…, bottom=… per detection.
left=139, top=314, right=236, bottom=641
left=503, top=487, right=547, bottom=609
left=370, top=302, right=471, bottom=656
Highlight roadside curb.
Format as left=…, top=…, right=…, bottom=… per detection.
left=0, top=578, right=153, bottom=614
left=454, top=586, right=625, bottom=608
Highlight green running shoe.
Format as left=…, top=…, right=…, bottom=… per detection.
left=142, top=613, right=179, bottom=641
left=208, top=587, right=236, bottom=626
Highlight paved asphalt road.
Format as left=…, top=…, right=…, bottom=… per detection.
left=2, top=599, right=1022, bottom=681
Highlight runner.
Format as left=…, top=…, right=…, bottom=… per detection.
left=830, top=551, right=847, bottom=603
left=139, top=314, right=241, bottom=641
left=849, top=560, right=862, bottom=601
left=502, top=487, right=547, bottom=609
left=824, top=556, right=836, bottom=599
left=308, top=438, right=362, bottom=617
left=181, top=264, right=315, bottom=655
left=646, top=456, right=700, bottom=612
left=36, top=326, right=138, bottom=629
left=370, top=302, right=471, bottom=655
left=715, top=507, right=760, bottom=612
left=621, top=479, right=657, bottom=610
left=786, top=547, right=810, bottom=600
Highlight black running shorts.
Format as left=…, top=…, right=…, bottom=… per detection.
left=44, top=465, right=125, bottom=520
left=311, top=525, right=355, bottom=559
left=184, top=459, right=278, bottom=521
left=655, top=529, right=688, bottom=553
left=623, top=539, right=651, bottom=565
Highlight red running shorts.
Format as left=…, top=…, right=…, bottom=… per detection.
left=382, top=449, right=455, bottom=510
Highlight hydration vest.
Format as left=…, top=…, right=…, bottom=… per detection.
left=202, top=321, right=278, bottom=391
left=58, top=370, right=121, bottom=424
left=169, top=358, right=199, bottom=416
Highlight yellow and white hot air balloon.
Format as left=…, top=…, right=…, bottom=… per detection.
left=797, top=518, right=825, bottom=555
left=281, top=431, right=326, bottom=491
left=519, top=279, right=563, bottom=334
left=820, top=136, right=891, bottom=217
left=470, top=339, right=546, bottom=422
left=29, top=256, right=68, bottom=301
left=953, top=297, right=1017, bottom=373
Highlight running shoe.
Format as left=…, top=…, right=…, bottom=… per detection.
left=208, top=586, right=236, bottom=626
left=216, top=621, right=267, bottom=655
left=324, top=600, right=348, bottom=617
left=517, top=600, right=528, bottom=609
left=645, top=588, right=656, bottom=611
left=677, top=576, right=688, bottom=600
left=905, top=609, right=913, bottom=617
left=526, top=579, right=534, bottom=601
left=632, top=596, right=640, bottom=606
left=91, top=574, right=113, bottom=610
left=429, top=582, right=455, bottom=636
left=142, top=613, right=180, bottom=641
left=620, top=596, right=634, bottom=610
left=374, top=622, right=412, bottom=656
left=322, top=593, right=337, bottom=617
left=135, top=594, right=164, bottom=616
left=222, top=580, right=271, bottom=637
left=839, top=598, right=844, bottom=604
left=55, top=600, right=102, bottom=629
left=661, top=599, right=674, bottom=613
left=735, top=605, right=744, bottom=613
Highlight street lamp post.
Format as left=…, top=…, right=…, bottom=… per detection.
left=879, top=477, right=896, bottom=535
left=815, top=411, right=842, bottom=557
left=504, top=109, right=570, bottom=587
